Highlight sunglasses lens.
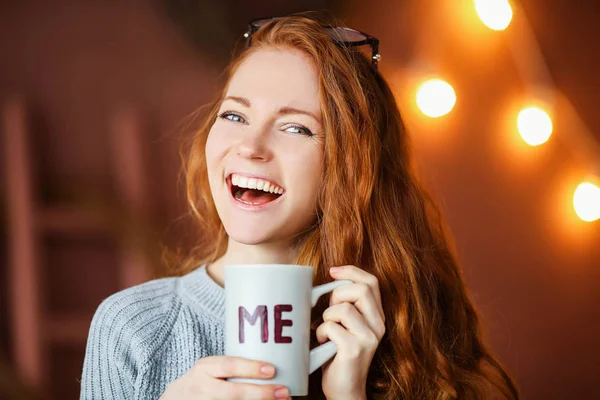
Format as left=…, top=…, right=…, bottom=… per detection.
left=326, top=27, right=367, bottom=43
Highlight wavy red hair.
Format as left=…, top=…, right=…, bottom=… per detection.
left=172, top=12, right=519, bottom=400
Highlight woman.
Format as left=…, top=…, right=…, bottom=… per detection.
left=81, top=13, right=519, bottom=400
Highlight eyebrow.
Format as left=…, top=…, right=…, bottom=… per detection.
left=222, top=95, right=321, bottom=123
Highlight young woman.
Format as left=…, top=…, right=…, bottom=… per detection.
left=81, top=13, right=519, bottom=400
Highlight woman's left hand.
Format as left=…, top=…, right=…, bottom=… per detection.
left=316, top=265, right=386, bottom=400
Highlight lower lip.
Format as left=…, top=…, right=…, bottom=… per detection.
left=227, top=180, right=284, bottom=212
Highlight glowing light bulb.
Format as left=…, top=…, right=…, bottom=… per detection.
left=416, top=79, right=456, bottom=118
left=517, top=107, right=553, bottom=146
left=573, top=182, right=600, bottom=222
left=475, top=0, right=513, bottom=31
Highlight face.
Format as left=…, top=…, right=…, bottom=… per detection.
left=205, top=47, right=325, bottom=246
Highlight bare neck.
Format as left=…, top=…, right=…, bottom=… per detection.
left=206, top=238, right=300, bottom=287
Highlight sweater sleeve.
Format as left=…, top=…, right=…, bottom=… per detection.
left=80, top=277, right=179, bottom=400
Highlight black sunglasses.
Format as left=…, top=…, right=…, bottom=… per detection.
left=243, top=17, right=381, bottom=70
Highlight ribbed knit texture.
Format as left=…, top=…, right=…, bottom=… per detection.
left=80, top=265, right=225, bottom=400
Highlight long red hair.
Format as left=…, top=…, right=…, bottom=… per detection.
left=172, top=12, right=519, bottom=400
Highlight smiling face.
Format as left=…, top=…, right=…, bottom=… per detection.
left=205, top=47, right=325, bottom=246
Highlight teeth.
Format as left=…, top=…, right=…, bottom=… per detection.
left=230, top=173, right=283, bottom=194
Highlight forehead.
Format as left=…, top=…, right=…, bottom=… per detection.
left=226, top=48, right=320, bottom=112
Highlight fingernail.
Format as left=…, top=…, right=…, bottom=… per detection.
left=274, top=387, right=289, bottom=399
left=330, top=267, right=341, bottom=274
left=260, top=365, right=275, bottom=376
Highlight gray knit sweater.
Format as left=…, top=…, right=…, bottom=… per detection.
left=80, top=265, right=225, bottom=399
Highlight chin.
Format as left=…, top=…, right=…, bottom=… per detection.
left=223, top=223, right=278, bottom=246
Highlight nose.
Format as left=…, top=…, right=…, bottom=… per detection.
left=235, top=127, right=273, bottom=161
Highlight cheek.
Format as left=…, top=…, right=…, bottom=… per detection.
left=289, top=147, right=324, bottom=200
left=205, top=128, right=216, bottom=160
left=205, top=127, right=227, bottom=170
left=205, top=128, right=229, bottom=198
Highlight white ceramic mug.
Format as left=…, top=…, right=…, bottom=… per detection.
left=224, top=264, right=352, bottom=396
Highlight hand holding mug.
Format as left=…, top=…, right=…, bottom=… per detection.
left=159, top=355, right=290, bottom=400
left=317, top=265, right=386, bottom=400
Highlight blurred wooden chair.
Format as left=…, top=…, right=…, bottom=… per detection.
left=1, top=98, right=153, bottom=396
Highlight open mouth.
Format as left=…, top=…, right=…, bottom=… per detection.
left=228, top=173, right=284, bottom=206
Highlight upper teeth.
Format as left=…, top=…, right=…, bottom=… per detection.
left=231, top=173, right=284, bottom=194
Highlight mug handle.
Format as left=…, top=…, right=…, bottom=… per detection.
left=308, top=279, right=352, bottom=374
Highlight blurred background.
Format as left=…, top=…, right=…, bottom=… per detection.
left=1, top=0, right=599, bottom=399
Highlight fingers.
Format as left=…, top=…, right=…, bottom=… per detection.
left=199, top=356, right=276, bottom=380
left=322, top=302, right=372, bottom=337
left=328, top=282, right=386, bottom=339
left=163, top=356, right=291, bottom=400
left=329, top=265, right=382, bottom=304
left=316, top=319, right=353, bottom=345
left=197, top=357, right=290, bottom=399
left=207, top=378, right=290, bottom=400
left=329, top=266, right=386, bottom=339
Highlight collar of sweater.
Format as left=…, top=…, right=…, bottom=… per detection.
left=180, top=264, right=226, bottom=321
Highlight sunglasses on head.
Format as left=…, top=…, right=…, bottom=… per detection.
left=243, top=17, right=381, bottom=70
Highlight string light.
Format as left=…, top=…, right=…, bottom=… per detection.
left=494, top=4, right=598, bottom=226
left=573, top=182, right=600, bottom=222
left=416, top=79, right=456, bottom=118
left=409, top=1, right=600, bottom=224
left=517, top=107, right=553, bottom=146
left=474, top=0, right=513, bottom=31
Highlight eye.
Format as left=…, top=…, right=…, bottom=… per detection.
left=283, top=124, right=314, bottom=137
left=218, top=111, right=246, bottom=124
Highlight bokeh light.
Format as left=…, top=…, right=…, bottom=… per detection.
left=573, top=182, right=600, bottom=222
left=475, top=0, right=513, bottom=31
left=517, top=107, right=553, bottom=146
left=416, top=79, right=457, bottom=118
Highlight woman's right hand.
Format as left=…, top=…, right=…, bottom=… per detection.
left=160, top=356, right=291, bottom=400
